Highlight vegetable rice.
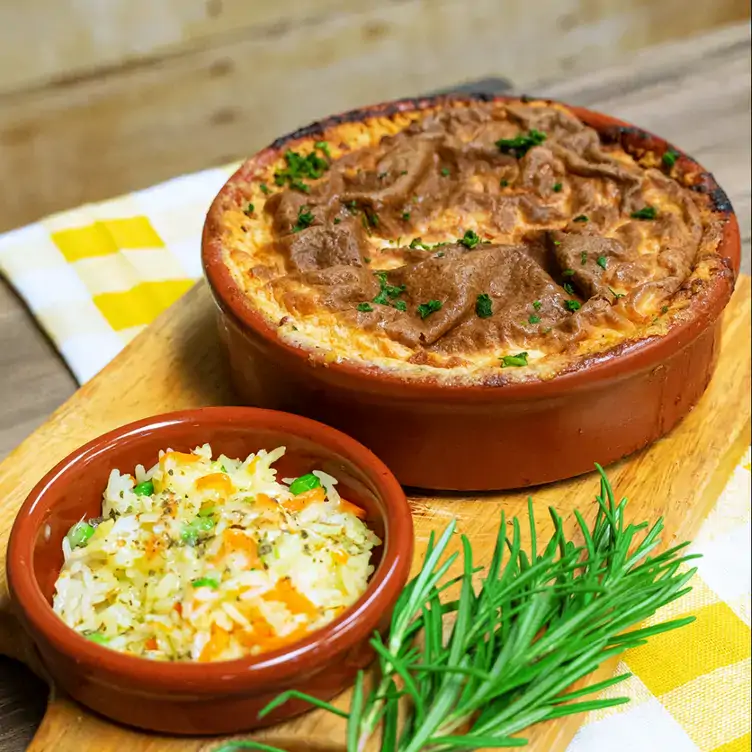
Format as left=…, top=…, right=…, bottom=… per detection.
left=52, top=444, right=381, bottom=662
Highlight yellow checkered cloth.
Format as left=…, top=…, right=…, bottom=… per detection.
left=570, top=448, right=751, bottom=752
left=0, top=165, right=237, bottom=382
left=0, top=172, right=749, bottom=751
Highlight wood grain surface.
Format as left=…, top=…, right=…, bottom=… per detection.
left=0, top=275, right=749, bottom=751
left=0, top=23, right=749, bottom=752
left=1, top=0, right=747, bottom=99
left=0, top=5, right=748, bottom=232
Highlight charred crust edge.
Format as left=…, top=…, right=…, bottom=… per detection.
left=599, top=124, right=733, bottom=215
left=689, top=181, right=734, bottom=214
left=267, top=97, right=732, bottom=219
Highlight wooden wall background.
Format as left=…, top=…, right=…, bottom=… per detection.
left=0, top=0, right=748, bottom=233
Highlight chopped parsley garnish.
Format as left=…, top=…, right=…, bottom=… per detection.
left=610, top=287, right=626, bottom=299
left=291, top=206, right=314, bottom=233
left=553, top=182, right=563, bottom=192
left=274, top=149, right=329, bottom=192
left=440, top=167, right=451, bottom=177
left=476, top=293, right=493, bottom=318
left=333, top=217, right=341, bottom=224
left=402, top=211, right=411, bottom=221
left=563, top=283, right=575, bottom=296
left=581, top=252, right=588, bottom=265
left=458, top=229, right=481, bottom=249
left=192, top=577, right=219, bottom=589
left=86, top=632, right=110, bottom=644
left=528, top=314, right=541, bottom=324
left=392, top=300, right=407, bottom=312
left=596, top=256, right=608, bottom=270
left=366, top=211, right=379, bottom=228
left=357, top=302, right=373, bottom=312
left=662, top=150, right=679, bottom=168
left=372, top=289, right=392, bottom=306
left=314, top=141, right=331, bottom=158
left=661, top=305, right=669, bottom=314
left=436, top=251, right=445, bottom=258
left=496, top=129, right=546, bottom=157
left=409, top=237, right=449, bottom=251
left=532, top=300, right=542, bottom=311
left=377, top=171, right=388, bottom=180
left=345, top=200, right=359, bottom=213
left=417, top=299, right=443, bottom=319
left=573, top=214, right=589, bottom=223
left=363, top=257, right=371, bottom=263
left=373, top=271, right=407, bottom=308
left=500, top=179, right=509, bottom=187
left=245, top=203, right=254, bottom=215
left=260, top=183, right=271, bottom=195
left=289, top=473, right=321, bottom=495
left=631, top=206, right=657, bottom=220
left=500, top=352, right=529, bottom=368
left=565, top=299, right=582, bottom=312
left=562, top=269, right=575, bottom=277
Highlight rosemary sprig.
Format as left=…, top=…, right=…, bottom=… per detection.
left=216, top=466, right=697, bottom=752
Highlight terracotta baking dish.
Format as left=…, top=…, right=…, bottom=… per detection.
left=6, top=407, right=413, bottom=735
left=202, top=95, right=740, bottom=491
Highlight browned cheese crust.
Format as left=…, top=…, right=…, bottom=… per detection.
left=212, top=98, right=733, bottom=385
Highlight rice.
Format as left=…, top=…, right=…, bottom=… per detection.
left=52, top=444, right=381, bottom=662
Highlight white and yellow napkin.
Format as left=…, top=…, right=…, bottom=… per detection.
left=0, top=165, right=236, bottom=382
left=570, top=448, right=751, bottom=752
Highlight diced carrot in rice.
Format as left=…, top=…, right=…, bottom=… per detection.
left=198, top=624, right=230, bottom=662
left=338, top=498, right=367, bottom=519
left=254, top=492, right=279, bottom=512
left=235, top=606, right=276, bottom=647
left=282, top=487, right=326, bottom=513
left=195, top=473, right=235, bottom=496
left=163, top=451, right=201, bottom=465
left=255, top=625, right=311, bottom=653
left=263, top=578, right=318, bottom=618
left=219, top=529, right=260, bottom=567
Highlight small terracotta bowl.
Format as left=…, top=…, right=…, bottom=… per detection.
left=7, top=407, right=413, bottom=735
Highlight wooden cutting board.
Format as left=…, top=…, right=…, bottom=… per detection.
left=0, top=276, right=749, bottom=752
